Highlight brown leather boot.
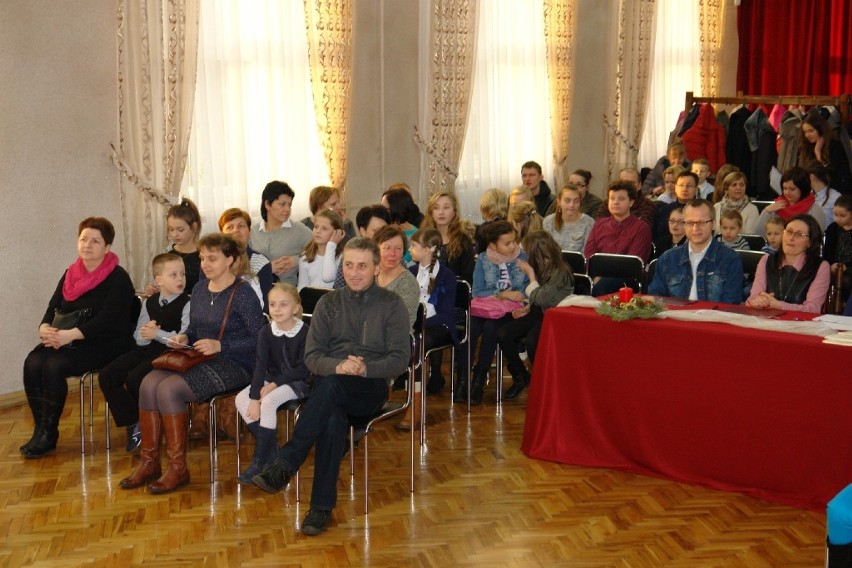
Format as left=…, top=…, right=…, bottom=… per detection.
left=120, top=410, right=162, bottom=489
left=215, top=394, right=240, bottom=441
left=149, top=412, right=190, bottom=494
left=396, top=390, right=422, bottom=431
left=188, top=402, right=209, bottom=440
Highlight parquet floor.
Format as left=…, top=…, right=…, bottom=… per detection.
left=0, top=376, right=827, bottom=567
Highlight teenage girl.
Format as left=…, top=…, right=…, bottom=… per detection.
left=497, top=230, right=574, bottom=400
left=144, top=198, right=202, bottom=295
left=399, top=229, right=457, bottom=428
left=457, top=221, right=529, bottom=405
left=420, top=191, right=475, bottom=283
left=298, top=210, right=345, bottom=290
left=235, top=283, right=310, bottom=485
left=509, top=201, right=543, bottom=246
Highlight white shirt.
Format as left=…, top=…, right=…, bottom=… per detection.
left=415, top=261, right=440, bottom=319
left=687, top=242, right=710, bottom=300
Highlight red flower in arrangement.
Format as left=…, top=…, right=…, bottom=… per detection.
left=596, top=294, right=665, bottom=321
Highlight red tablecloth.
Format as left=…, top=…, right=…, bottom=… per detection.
left=521, top=302, right=852, bottom=511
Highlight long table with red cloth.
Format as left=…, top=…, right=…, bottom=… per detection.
left=521, top=301, right=852, bottom=511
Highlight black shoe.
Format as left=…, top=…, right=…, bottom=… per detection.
left=392, top=374, right=407, bottom=392
left=504, top=371, right=529, bottom=400
left=126, top=422, right=142, bottom=453
left=452, top=378, right=468, bottom=403
left=426, top=374, right=446, bottom=395
left=22, top=393, right=63, bottom=459
left=301, top=508, right=332, bottom=536
left=469, top=368, right=487, bottom=405
left=251, top=459, right=292, bottom=494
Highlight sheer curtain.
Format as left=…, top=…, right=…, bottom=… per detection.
left=637, top=0, right=701, bottom=169
left=182, top=1, right=329, bottom=233
left=454, top=0, right=553, bottom=221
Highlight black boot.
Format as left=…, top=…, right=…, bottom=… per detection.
left=453, top=371, right=469, bottom=403
left=504, top=366, right=530, bottom=400
left=22, top=391, right=64, bottom=459
left=20, top=387, right=45, bottom=453
left=469, top=367, right=488, bottom=405
left=239, top=426, right=278, bottom=485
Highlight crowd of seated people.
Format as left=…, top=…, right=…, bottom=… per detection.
left=22, top=148, right=849, bottom=535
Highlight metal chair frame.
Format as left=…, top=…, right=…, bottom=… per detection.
left=587, top=253, right=646, bottom=294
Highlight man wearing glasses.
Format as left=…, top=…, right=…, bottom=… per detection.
left=648, top=199, right=744, bottom=304
left=655, top=171, right=701, bottom=239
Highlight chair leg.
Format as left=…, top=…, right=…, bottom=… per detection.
left=208, top=398, right=216, bottom=484
left=105, top=402, right=111, bottom=451
left=496, top=348, right=504, bottom=405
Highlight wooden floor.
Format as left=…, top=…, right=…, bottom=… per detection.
left=0, top=376, right=827, bottom=567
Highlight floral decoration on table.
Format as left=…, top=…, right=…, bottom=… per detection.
left=595, top=287, right=665, bottom=322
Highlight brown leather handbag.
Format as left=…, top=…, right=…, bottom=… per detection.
left=151, top=281, right=241, bottom=373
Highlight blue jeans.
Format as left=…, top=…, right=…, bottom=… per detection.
left=275, top=374, right=388, bottom=510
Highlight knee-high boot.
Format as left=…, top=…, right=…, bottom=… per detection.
left=188, top=402, right=208, bottom=440
left=469, top=366, right=489, bottom=406
left=120, top=409, right=162, bottom=489
left=20, top=387, right=45, bottom=453
left=149, top=413, right=190, bottom=494
left=827, top=538, right=852, bottom=568
left=22, top=391, right=64, bottom=459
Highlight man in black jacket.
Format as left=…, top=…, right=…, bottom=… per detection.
left=252, top=237, right=410, bottom=536
left=522, top=160, right=555, bottom=216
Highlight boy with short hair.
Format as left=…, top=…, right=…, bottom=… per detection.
left=715, top=210, right=750, bottom=250
left=97, top=253, right=191, bottom=452
left=762, top=216, right=784, bottom=254
left=692, top=158, right=714, bottom=200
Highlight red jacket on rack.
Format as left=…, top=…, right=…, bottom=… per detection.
left=681, top=103, right=727, bottom=172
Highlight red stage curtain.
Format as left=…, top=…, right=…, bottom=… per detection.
left=737, top=0, right=852, bottom=95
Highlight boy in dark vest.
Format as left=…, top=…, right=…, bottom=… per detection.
left=98, top=253, right=190, bottom=452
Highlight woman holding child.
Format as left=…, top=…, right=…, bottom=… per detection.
left=121, top=233, right=265, bottom=493
left=22, top=217, right=136, bottom=458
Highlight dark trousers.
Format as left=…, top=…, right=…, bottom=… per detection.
left=495, top=313, right=544, bottom=376
left=467, top=314, right=512, bottom=371
left=98, top=343, right=165, bottom=427
left=275, top=374, right=389, bottom=510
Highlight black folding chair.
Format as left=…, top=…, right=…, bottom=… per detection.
left=737, top=249, right=767, bottom=285
left=561, top=250, right=586, bottom=275
left=739, top=234, right=767, bottom=251
left=587, top=253, right=646, bottom=294
left=573, top=274, right=593, bottom=296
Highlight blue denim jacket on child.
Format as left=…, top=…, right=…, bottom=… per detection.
left=472, top=252, right=530, bottom=298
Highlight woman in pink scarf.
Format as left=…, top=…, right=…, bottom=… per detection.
left=756, top=166, right=826, bottom=238
left=21, top=217, right=136, bottom=458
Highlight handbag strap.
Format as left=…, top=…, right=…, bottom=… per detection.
left=216, top=279, right=243, bottom=342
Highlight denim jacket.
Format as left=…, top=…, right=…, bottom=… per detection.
left=472, top=252, right=530, bottom=298
left=648, top=239, right=744, bottom=304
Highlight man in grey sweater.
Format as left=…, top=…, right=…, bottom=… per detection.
left=252, top=237, right=410, bottom=535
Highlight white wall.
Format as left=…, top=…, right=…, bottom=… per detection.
left=0, top=2, right=119, bottom=396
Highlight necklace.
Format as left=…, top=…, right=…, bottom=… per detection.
left=209, top=289, right=225, bottom=305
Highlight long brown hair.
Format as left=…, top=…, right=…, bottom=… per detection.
left=301, top=209, right=344, bottom=263
left=420, top=191, right=474, bottom=260
left=521, top=230, right=572, bottom=286
left=554, top=185, right=580, bottom=231
left=508, top=201, right=542, bottom=242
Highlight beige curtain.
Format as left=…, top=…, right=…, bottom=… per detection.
left=543, top=0, right=576, bottom=191
left=604, top=0, right=656, bottom=180
left=415, top=0, right=478, bottom=195
left=112, top=0, right=199, bottom=286
left=304, top=0, right=353, bottom=197
left=698, top=0, right=726, bottom=97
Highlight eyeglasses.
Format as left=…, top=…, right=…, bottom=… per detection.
left=380, top=245, right=404, bottom=253
left=667, top=219, right=682, bottom=225
left=783, top=229, right=810, bottom=239
left=675, top=220, right=713, bottom=228
left=573, top=182, right=587, bottom=188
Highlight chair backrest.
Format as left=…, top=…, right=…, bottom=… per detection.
left=740, top=234, right=767, bottom=251
left=299, top=286, right=332, bottom=323
left=572, top=273, right=593, bottom=296
left=561, top=250, right=586, bottom=275
left=646, top=258, right=658, bottom=288
left=587, top=253, right=646, bottom=292
left=736, top=249, right=767, bottom=285
left=454, top=279, right=472, bottom=344
left=752, top=200, right=773, bottom=213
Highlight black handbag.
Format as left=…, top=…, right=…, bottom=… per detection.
left=51, top=308, right=92, bottom=330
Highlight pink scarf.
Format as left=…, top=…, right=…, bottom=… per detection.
left=485, top=247, right=521, bottom=266
left=62, top=251, right=120, bottom=301
left=775, top=193, right=816, bottom=221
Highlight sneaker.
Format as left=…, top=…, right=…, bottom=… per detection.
left=301, top=508, right=332, bottom=536
left=125, top=422, right=142, bottom=453
left=251, top=460, right=292, bottom=494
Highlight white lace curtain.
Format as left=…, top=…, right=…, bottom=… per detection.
left=182, top=1, right=330, bottom=233
left=454, top=0, right=554, bottom=221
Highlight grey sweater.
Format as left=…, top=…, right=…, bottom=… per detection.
left=249, top=223, right=312, bottom=285
left=305, top=281, right=410, bottom=381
